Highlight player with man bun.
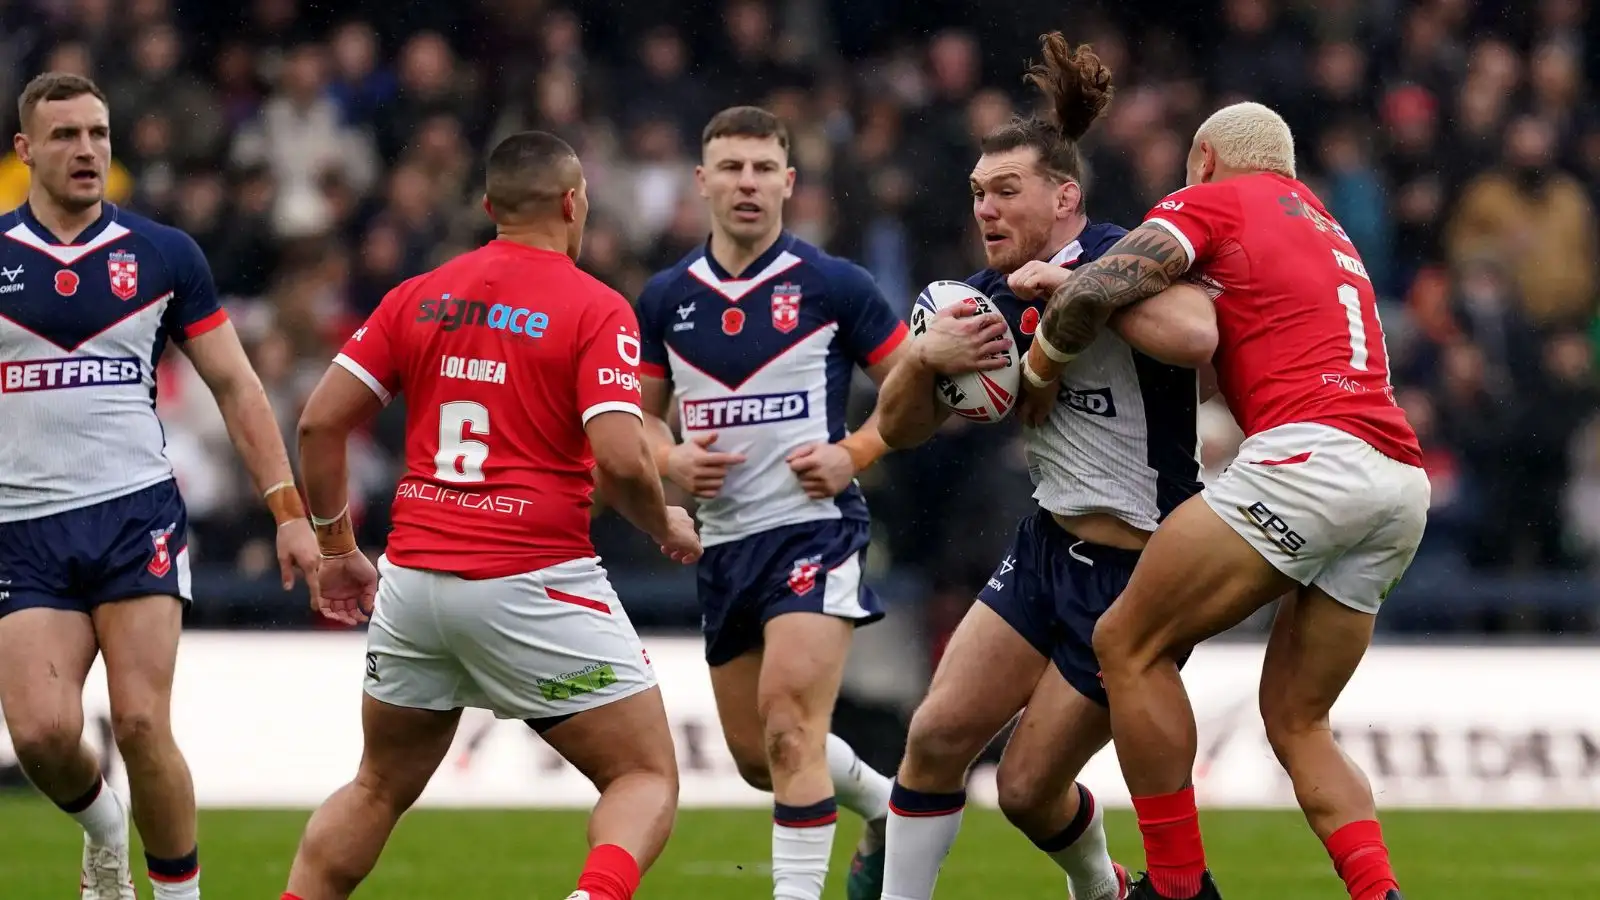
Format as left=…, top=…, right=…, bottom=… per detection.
left=874, top=33, right=1217, bottom=900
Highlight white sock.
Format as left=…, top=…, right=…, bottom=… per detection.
left=882, top=782, right=966, bottom=900
left=151, top=873, right=200, bottom=900
left=773, top=799, right=837, bottom=900
left=62, top=779, right=127, bottom=847
left=825, top=734, right=892, bottom=851
left=1038, top=785, right=1119, bottom=900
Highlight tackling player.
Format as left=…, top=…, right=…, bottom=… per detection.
left=635, top=106, right=910, bottom=900
left=282, top=131, right=701, bottom=900
left=1021, top=102, right=1427, bottom=900
left=873, top=35, right=1216, bottom=900
left=0, top=73, right=320, bottom=900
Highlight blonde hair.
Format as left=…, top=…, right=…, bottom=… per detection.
left=1195, top=101, right=1296, bottom=178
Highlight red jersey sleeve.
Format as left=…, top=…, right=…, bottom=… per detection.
left=333, top=289, right=406, bottom=404
left=576, top=289, right=645, bottom=425
left=1141, top=181, right=1245, bottom=270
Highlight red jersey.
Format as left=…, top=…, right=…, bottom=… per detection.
left=1143, top=173, right=1422, bottom=466
left=334, top=240, right=644, bottom=579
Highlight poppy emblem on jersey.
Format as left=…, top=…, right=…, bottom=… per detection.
left=54, top=269, right=78, bottom=296
left=787, top=556, right=823, bottom=595
left=107, top=250, right=139, bottom=301
left=147, top=525, right=175, bottom=578
left=770, top=283, right=802, bottom=333
left=722, top=307, right=745, bottom=336
left=1019, top=306, right=1040, bottom=335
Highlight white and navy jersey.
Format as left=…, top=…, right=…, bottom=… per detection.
left=966, top=222, right=1201, bottom=531
left=638, top=232, right=908, bottom=547
left=0, top=203, right=226, bottom=523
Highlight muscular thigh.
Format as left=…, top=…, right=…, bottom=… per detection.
left=0, top=608, right=98, bottom=736
left=92, top=594, right=183, bottom=719
left=998, top=669, right=1111, bottom=797
left=913, top=602, right=1046, bottom=750
left=356, top=694, right=461, bottom=808
left=758, top=612, right=853, bottom=721
left=541, top=687, right=677, bottom=788
left=709, top=649, right=764, bottom=760
left=1258, top=585, right=1376, bottom=730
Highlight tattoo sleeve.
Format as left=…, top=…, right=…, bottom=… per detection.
left=1038, top=223, right=1193, bottom=356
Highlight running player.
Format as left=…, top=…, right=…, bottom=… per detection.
left=282, top=132, right=701, bottom=900
left=636, top=106, right=909, bottom=900
left=0, top=73, right=321, bottom=900
left=873, top=35, right=1216, bottom=900
left=1021, top=102, right=1427, bottom=900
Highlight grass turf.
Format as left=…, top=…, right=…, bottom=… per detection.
left=2, top=797, right=1593, bottom=898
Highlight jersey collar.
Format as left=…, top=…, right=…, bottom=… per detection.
left=701, top=230, right=796, bottom=281
left=15, top=201, right=118, bottom=247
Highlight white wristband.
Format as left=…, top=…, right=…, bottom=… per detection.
left=1022, top=356, right=1054, bottom=388
left=311, top=506, right=348, bottom=527
left=1032, top=331, right=1077, bottom=364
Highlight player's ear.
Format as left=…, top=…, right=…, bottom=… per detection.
left=481, top=194, right=493, bottom=219
left=782, top=166, right=796, bottom=200
left=561, top=188, right=576, bottom=222
left=1057, top=180, right=1081, bottom=219
left=13, top=132, right=29, bottom=166
left=694, top=164, right=709, bottom=199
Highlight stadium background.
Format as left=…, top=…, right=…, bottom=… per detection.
left=3, top=0, right=1600, bottom=897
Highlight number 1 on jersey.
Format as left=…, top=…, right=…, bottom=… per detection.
left=435, top=401, right=490, bottom=483
left=1336, top=283, right=1368, bottom=371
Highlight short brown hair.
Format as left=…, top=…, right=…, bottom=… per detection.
left=17, top=72, right=108, bottom=129
left=484, top=130, right=580, bottom=219
left=980, top=33, right=1114, bottom=186
left=701, top=106, right=789, bottom=153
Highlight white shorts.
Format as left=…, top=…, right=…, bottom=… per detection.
left=1202, top=422, right=1430, bottom=615
left=364, top=555, right=657, bottom=722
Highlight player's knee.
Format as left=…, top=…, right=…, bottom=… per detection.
left=903, top=703, right=984, bottom=776
left=760, top=701, right=823, bottom=777
left=1091, top=602, right=1160, bottom=673
left=993, top=760, right=1053, bottom=831
left=1260, top=697, right=1330, bottom=762
left=109, top=704, right=169, bottom=757
left=9, top=713, right=84, bottom=770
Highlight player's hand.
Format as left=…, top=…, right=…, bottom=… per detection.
left=786, top=442, right=856, bottom=498
left=1006, top=260, right=1074, bottom=301
left=916, top=302, right=1012, bottom=375
left=276, top=518, right=323, bottom=594
left=1017, top=368, right=1061, bottom=428
left=654, top=506, right=703, bottom=564
left=665, top=432, right=747, bottom=498
left=314, top=550, right=378, bottom=626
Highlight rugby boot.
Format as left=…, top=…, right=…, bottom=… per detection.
left=844, top=815, right=888, bottom=900
left=1125, top=869, right=1223, bottom=900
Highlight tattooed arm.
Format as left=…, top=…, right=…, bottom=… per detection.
left=1016, top=222, right=1194, bottom=425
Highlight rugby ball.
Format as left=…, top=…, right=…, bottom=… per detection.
left=908, top=280, right=1021, bottom=423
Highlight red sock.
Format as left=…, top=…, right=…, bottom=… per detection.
left=1325, top=820, right=1399, bottom=900
left=1131, top=787, right=1207, bottom=899
left=281, top=894, right=304, bottom=900
left=576, top=844, right=641, bottom=900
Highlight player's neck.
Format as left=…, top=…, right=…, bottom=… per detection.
left=27, top=191, right=102, bottom=244
left=494, top=226, right=570, bottom=258
left=1041, top=214, right=1089, bottom=263
left=707, top=226, right=782, bottom=277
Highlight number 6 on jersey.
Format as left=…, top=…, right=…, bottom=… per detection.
left=435, top=400, right=490, bottom=483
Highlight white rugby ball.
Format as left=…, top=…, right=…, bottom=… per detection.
left=908, top=280, right=1021, bottom=423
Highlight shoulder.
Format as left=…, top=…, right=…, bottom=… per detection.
left=638, top=250, right=702, bottom=312
left=964, top=267, right=1007, bottom=294
left=801, top=241, right=882, bottom=303
left=115, top=207, right=204, bottom=267
left=1077, top=222, right=1130, bottom=262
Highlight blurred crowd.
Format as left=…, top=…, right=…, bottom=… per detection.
left=2, top=0, right=1599, bottom=593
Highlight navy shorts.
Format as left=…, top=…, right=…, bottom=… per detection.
left=697, top=519, right=882, bottom=666
left=978, top=509, right=1185, bottom=706
left=0, top=479, right=192, bottom=618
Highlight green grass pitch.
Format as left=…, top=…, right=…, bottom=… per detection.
left=3, top=797, right=1594, bottom=898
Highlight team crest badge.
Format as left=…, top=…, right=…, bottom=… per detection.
left=108, top=250, right=139, bottom=301
left=147, top=525, right=175, bottom=578
left=770, top=282, right=802, bottom=333
left=722, top=307, right=745, bottom=336
left=1019, top=306, right=1040, bottom=335
left=787, top=555, right=823, bottom=595
left=55, top=269, right=79, bottom=296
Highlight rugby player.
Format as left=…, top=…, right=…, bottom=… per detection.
left=0, top=72, right=321, bottom=900
left=1021, top=102, right=1426, bottom=900
left=873, top=35, right=1216, bottom=900
left=282, top=131, right=701, bottom=900
left=635, top=106, right=911, bottom=900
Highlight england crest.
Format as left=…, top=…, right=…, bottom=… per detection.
left=770, top=282, right=802, bottom=333
left=108, top=250, right=139, bottom=301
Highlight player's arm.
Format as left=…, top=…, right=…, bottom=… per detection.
left=587, top=410, right=674, bottom=541
left=296, top=365, right=384, bottom=553
left=167, top=230, right=318, bottom=588
left=1107, top=280, right=1218, bottom=368
left=875, top=340, right=952, bottom=450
